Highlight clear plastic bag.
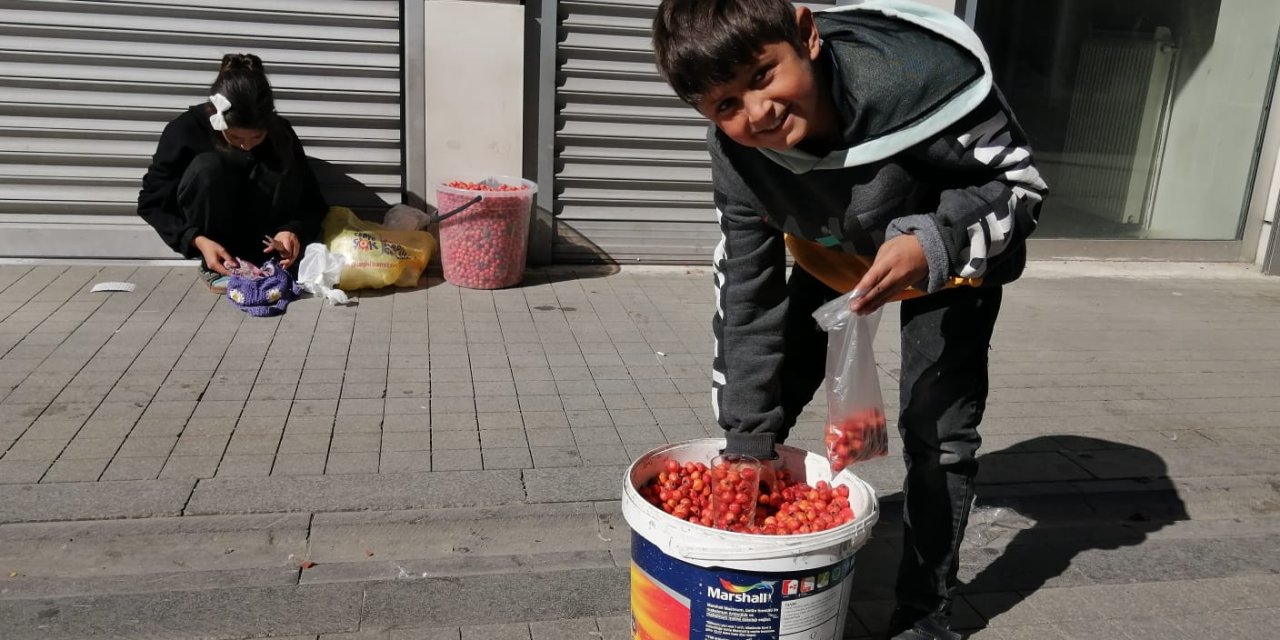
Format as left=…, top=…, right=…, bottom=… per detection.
left=812, top=290, right=889, bottom=471
left=296, top=243, right=349, bottom=305
left=383, top=204, right=432, bottom=231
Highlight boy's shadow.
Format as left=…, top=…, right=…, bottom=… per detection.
left=846, top=435, right=1188, bottom=636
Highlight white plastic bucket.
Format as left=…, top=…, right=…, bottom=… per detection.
left=623, top=438, right=879, bottom=640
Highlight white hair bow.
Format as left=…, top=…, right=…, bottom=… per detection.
left=209, top=93, right=231, bottom=131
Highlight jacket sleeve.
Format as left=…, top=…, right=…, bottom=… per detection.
left=273, top=123, right=329, bottom=243
left=887, top=88, right=1048, bottom=292
left=709, top=133, right=789, bottom=460
left=137, top=118, right=200, bottom=257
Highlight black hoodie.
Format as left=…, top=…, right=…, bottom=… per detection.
left=136, top=102, right=327, bottom=259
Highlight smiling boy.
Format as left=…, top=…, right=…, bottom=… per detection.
left=652, top=1, right=1047, bottom=638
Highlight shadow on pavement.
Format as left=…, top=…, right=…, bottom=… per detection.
left=845, top=435, right=1188, bottom=637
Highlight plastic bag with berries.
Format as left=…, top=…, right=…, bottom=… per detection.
left=812, top=289, right=889, bottom=471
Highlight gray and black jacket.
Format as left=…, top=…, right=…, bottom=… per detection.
left=711, top=0, right=1048, bottom=459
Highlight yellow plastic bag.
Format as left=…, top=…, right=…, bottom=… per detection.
left=321, top=206, right=437, bottom=290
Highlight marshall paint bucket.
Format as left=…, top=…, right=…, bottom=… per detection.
left=622, top=439, right=879, bottom=640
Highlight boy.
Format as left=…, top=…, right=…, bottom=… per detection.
left=652, top=1, right=1046, bottom=638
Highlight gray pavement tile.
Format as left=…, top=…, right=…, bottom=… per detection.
left=160, top=455, right=221, bottom=479
left=588, top=366, right=630, bottom=380
left=389, top=367, right=431, bottom=383
left=341, top=383, right=386, bottom=399
left=386, top=397, right=432, bottom=415
left=280, top=434, right=333, bottom=454
left=482, top=447, right=534, bottom=470
left=118, top=436, right=177, bottom=458
left=527, top=619, right=599, bottom=640
left=326, top=452, right=380, bottom=475
left=171, top=433, right=231, bottom=457
left=527, top=428, right=575, bottom=448
left=236, top=414, right=288, bottom=434
left=0, top=478, right=193, bottom=522
left=551, top=366, right=593, bottom=381
left=594, top=379, right=639, bottom=395
left=477, top=412, right=523, bottom=430
left=380, top=451, right=431, bottom=473
left=460, top=623, right=530, bottom=640
left=518, top=411, right=568, bottom=430
left=525, top=464, right=626, bottom=502
left=515, top=379, right=557, bottom=396
left=594, top=616, right=631, bottom=640
left=100, top=454, right=166, bottom=481
left=3, top=437, right=67, bottom=461
left=659, top=423, right=713, bottom=442
left=479, top=429, right=528, bottom=449
left=286, top=416, right=336, bottom=434
left=431, top=396, right=475, bottom=413
left=580, top=445, right=631, bottom=467
left=182, top=417, right=238, bottom=437
left=601, top=394, right=647, bottom=410
left=300, top=369, right=345, bottom=384
left=22, top=418, right=85, bottom=441
left=471, top=367, right=514, bottom=383
left=250, top=383, right=298, bottom=401
left=430, top=430, right=478, bottom=450
left=430, top=412, right=476, bottom=431
left=608, top=409, right=657, bottom=428
left=202, top=383, right=252, bottom=402
left=216, top=454, right=275, bottom=478
left=555, top=380, right=598, bottom=395
left=382, top=414, right=429, bottom=433
left=271, top=452, right=328, bottom=476
left=41, top=457, right=111, bottom=483
left=471, top=381, right=514, bottom=397
left=338, top=398, right=384, bottom=416
left=0, top=460, right=50, bottom=484
left=389, top=629, right=461, bottom=640
left=571, top=427, right=624, bottom=447
left=432, top=449, right=482, bottom=471
left=334, top=414, right=384, bottom=433
left=59, top=437, right=122, bottom=460
left=517, top=394, right=563, bottom=412
left=331, top=433, right=381, bottom=453
left=475, top=395, right=520, bottom=413
left=295, top=382, right=342, bottom=401
left=530, top=446, right=583, bottom=468
left=192, top=400, right=245, bottom=419
left=566, top=410, right=613, bottom=428
left=383, top=432, right=431, bottom=452
left=560, top=394, right=605, bottom=411
left=242, top=398, right=292, bottom=417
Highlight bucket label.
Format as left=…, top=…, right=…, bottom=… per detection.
left=631, top=532, right=855, bottom=640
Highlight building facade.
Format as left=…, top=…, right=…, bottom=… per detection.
left=3, top=0, right=1279, bottom=274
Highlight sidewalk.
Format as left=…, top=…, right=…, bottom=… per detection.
left=1, top=260, right=1278, bottom=639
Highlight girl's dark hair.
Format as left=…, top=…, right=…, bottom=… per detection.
left=653, top=0, right=806, bottom=105
left=209, top=53, right=276, bottom=130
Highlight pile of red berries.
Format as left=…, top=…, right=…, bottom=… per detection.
left=825, top=407, right=889, bottom=471
left=444, top=180, right=528, bottom=192
left=437, top=181, right=532, bottom=289
left=639, top=459, right=856, bottom=535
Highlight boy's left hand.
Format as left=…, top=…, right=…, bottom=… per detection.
left=267, top=231, right=301, bottom=269
left=850, top=234, right=928, bottom=315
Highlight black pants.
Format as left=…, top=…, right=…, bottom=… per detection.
left=779, top=266, right=1003, bottom=623
left=177, top=151, right=280, bottom=265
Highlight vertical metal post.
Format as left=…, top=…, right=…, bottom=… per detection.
left=523, top=0, right=558, bottom=265
left=403, top=0, right=428, bottom=210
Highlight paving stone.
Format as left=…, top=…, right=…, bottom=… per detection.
left=279, top=434, right=333, bottom=454
left=3, top=437, right=67, bottom=461
left=479, top=429, right=527, bottom=449
left=159, top=455, right=221, bottom=479
left=331, top=433, right=381, bottom=453
left=389, top=628, right=460, bottom=640
left=528, top=618, right=600, bottom=640
left=216, top=454, right=276, bottom=478
left=271, top=452, right=328, bottom=476
left=380, top=451, right=431, bottom=474
left=432, top=449, right=482, bottom=471
left=172, top=434, right=231, bottom=457
left=521, top=411, right=570, bottom=429
left=326, top=452, right=380, bottom=475
left=431, top=412, right=477, bottom=431
left=478, top=412, right=523, bottom=429
left=41, top=457, right=111, bottom=483
left=100, top=455, right=167, bottom=481
left=382, top=414, right=429, bottom=432
left=530, top=446, right=583, bottom=468
left=286, top=415, right=336, bottom=434
left=383, top=432, right=431, bottom=452
left=0, top=478, right=193, bottom=522
left=460, top=623, right=530, bottom=640
left=579, top=445, right=631, bottom=467
left=571, top=428, right=623, bottom=447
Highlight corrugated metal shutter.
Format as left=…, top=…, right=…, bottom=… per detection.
left=0, top=0, right=401, bottom=259
left=553, top=0, right=833, bottom=264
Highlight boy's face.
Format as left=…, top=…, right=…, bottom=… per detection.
left=693, top=8, right=832, bottom=152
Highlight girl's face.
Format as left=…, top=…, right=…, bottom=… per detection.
left=223, top=128, right=267, bottom=151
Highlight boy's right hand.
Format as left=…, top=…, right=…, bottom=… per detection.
left=193, top=236, right=235, bottom=276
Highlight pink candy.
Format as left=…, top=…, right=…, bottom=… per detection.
left=437, top=179, right=533, bottom=289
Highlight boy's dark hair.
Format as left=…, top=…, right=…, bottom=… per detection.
left=653, top=0, right=806, bottom=105
left=209, top=53, right=276, bottom=130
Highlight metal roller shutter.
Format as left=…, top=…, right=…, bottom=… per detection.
left=552, top=0, right=833, bottom=264
left=0, top=0, right=402, bottom=259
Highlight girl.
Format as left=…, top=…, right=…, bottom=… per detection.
left=137, top=53, right=327, bottom=292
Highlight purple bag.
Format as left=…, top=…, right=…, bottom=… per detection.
left=225, top=260, right=301, bottom=317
